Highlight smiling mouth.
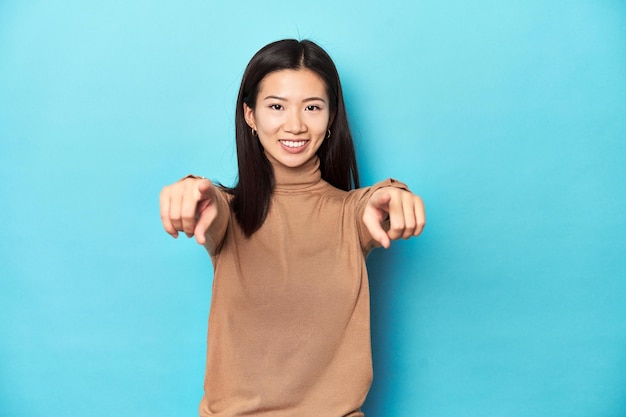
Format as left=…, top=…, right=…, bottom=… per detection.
left=280, top=140, right=308, bottom=148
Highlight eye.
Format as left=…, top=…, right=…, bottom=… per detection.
left=305, top=105, right=321, bottom=111
left=269, top=104, right=283, bottom=110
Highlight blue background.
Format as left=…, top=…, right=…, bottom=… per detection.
left=1, top=1, right=625, bottom=416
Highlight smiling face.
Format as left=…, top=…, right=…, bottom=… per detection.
left=244, top=69, right=332, bottom=169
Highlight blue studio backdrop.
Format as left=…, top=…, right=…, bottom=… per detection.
left=1, top=1, right=625, bottom=416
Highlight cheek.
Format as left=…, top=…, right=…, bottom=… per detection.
left=316, top=125, right=330, bottom=138
left=252, top=108, right=270, bottom=127
left=257, top=114, right=283, bottom=133
left=256, top=134, right=274, bottom=151
left=309, top=113, right=331, bottom=134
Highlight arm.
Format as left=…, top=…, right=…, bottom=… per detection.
left=362, top=185, right=426, bottom=249
left=159, top=176, right=223, bottom=246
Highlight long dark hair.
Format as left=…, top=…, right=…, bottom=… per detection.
left=229, top=39, right=360, bottom=237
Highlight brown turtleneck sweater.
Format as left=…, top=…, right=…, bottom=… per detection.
left=199, top=156, right=406, bottom=417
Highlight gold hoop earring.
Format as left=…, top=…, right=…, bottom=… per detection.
left=326, top=129, right=331, bottom=139
left=252, top=128, right=257, bottom=137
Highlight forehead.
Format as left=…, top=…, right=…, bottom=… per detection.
left=258, top=69, right=328, bottom=99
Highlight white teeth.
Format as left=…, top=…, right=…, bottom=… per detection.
left=281, top=140, right=306, bottom=148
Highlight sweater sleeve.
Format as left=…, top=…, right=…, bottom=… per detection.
left=203, top=186, right=232, bottom=256
left=355, top=178, right=410, bottom=254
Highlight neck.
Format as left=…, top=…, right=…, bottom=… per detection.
left=266, top=153, right=322, bottom=191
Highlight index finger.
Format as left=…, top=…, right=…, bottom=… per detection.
left=180, top=179, right=215, bottom=237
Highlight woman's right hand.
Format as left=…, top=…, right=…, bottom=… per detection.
left=159, top=176, right=219, bottom=245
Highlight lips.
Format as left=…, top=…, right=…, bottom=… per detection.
left=279, top=140, right=308, bottom=148
left=278, top=139, right=310, bottom=154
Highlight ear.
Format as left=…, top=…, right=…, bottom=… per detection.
left=243, top=103, right=256, bottom=129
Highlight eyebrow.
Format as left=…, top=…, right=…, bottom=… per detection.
left=262, top=95, right=327, bottom=103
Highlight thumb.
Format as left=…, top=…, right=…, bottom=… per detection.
left=194, top=204, right=217, bottom=245
left=194, top=179, right=216, bottom=223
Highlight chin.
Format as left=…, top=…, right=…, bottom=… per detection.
left=278, top=155, right=313, bottom=168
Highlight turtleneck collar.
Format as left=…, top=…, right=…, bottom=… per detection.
left=266, top=153, right=322, bottom=192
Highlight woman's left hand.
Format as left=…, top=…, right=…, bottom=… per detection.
left=363, top=187, right=426, bottom=249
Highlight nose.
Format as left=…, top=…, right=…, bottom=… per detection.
left=283, top=108, right=306, bottom=134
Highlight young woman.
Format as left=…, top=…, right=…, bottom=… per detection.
left=160, top=39, right=425, bottom=417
